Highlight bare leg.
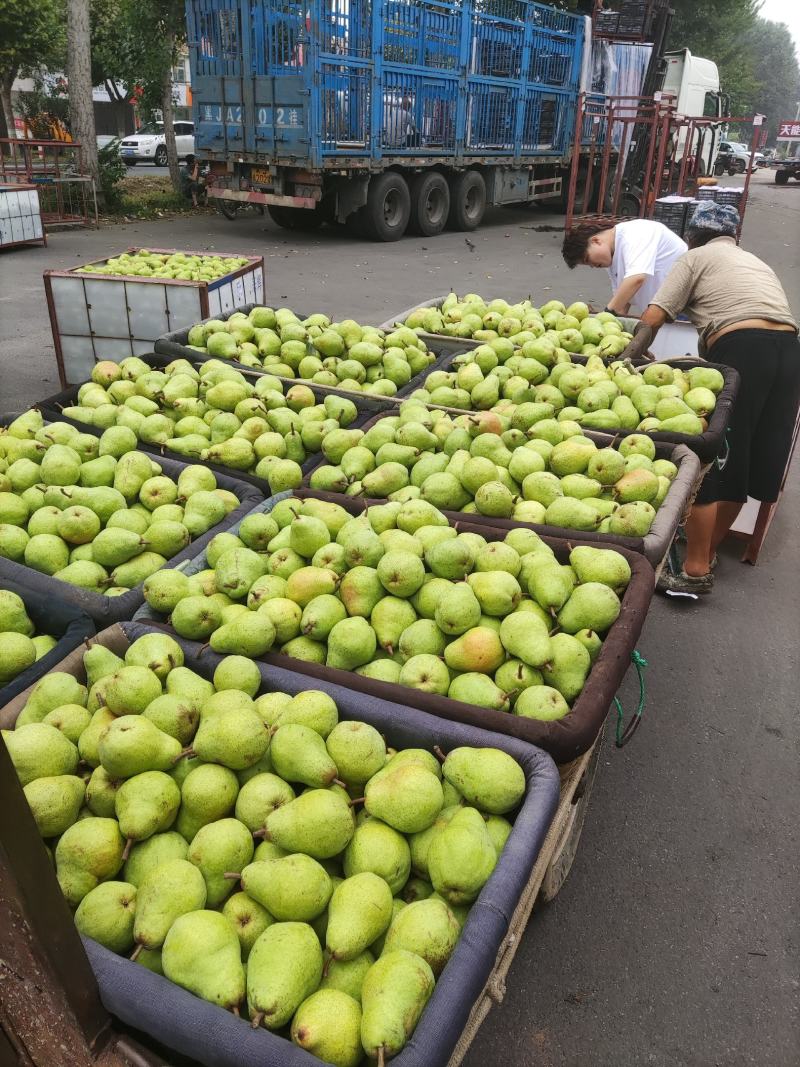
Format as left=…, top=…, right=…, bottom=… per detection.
left=683, top=502, right=717, bottom=577
left=709, top=501, right=744, bottom=560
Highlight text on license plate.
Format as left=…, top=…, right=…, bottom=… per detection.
left=250, top=168, right=271, bottom=185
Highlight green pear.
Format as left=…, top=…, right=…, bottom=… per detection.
left=98, top=716, right=182, bottom=778
left=428, top=806, right=496, bottom=905
left=325, top=721, right=386, bottom=788
left=444, top=627, right=505, bottom=674
left=3, top=723, right=78, bottom=786
left=569, top=546, right=631, bottom=593
left=16, top=672, right=87, bottom=726
left=188, top=817, right=254, bottom=907
left=190, top=705, right=270, bottom=770
left=442, top=747, right=525, bottom=814
left=272, top=691, right=339, bottom=738
left=123, top=831, right=188, bottom=886
left=321, top=950, right=374, bottom=1002
left=360, top=950, right=435, bottom=1060
left=209, top=612, right=276, bottom=657
left=222, top=891, right=273, bottom=960
left=382, top=897, right=460, bottom=976
left=133, top=858, right=207, bottom=951
left=115, top=771, right=181, bottom=854
left=327, top=872, right=393, bottom=961
left=291, top=988, right=363, bottom=1067
left=448, top=672, right=510, bottom=711
left=514, top=685, right=570, bottom=720
left=176, top=764, right=239, bottom=840
left=270, top=723, right=339, bottom=787
left=498, top=611, right=552, bottom=667
left=104, top=666, right=163, bottom=716
left=23, top=774, right=85, bottom=837
left=234, top=772, right=295, bottom=834
left=542, top=633, right=592, bottom=703
left=398, top=619, right=447, bottom=660
left=409, top=806, right=460, bottom=879
left=557, top=583, right=621, bottom=634
left=55, top=817, right=125, bottom=906
left=365, top=763, right=443, bottom=833
left=434, top=582, right=481, bottom=636
left=247, top=921, right=323, bottom=1029
left=74, top=880, right=137, bottom=953
left=162, top=910, right=245, bottom=1009
left=241, top=854, right=332, bottom=921
left=43, top=703, right=91, bottom=745
left=343, top=818, right=411, bottom=895
left=326, top=617, right=377, bottom=671
left=264, top=789, right=354, bottom=859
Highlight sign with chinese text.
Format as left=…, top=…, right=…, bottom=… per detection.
left=777, top=120, right=800, bottom=141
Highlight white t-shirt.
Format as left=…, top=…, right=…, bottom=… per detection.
left=608, top=220, right=687, bottom=312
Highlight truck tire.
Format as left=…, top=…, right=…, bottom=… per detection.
left=408, top=171, right=450, bottom=236
left=713, top=161, right=725, bottom=176
left=360, top=173, right=411, bottom=241
left=268, top=205, right=324, bottom=230
left=775, top=170, right=789, bottom=184
left=446, top=170, right=486, bottom=231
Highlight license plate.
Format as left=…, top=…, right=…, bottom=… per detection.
left=122, top=149, right=135, bottom=155
left=250, top=168, right=271, bottom=185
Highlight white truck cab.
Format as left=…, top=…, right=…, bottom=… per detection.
left=660, top=49, right=726, bottom=174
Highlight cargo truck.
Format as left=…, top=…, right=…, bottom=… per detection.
left=187, top=0, right=723, bottom=240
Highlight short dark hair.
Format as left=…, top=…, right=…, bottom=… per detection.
left=685, top=229, right=723, bottom=250
left=561, top=221, right=612, bottom=268
left=185, top=153, right=196, bottom=164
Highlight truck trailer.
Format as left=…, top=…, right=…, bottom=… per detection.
left=187, top=0, right=721, bottom=240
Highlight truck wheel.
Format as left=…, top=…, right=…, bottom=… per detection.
left=775, top=170, right=789, bottom=185
left=713, top=162, right=725, bottom=176
left=446, top=170, right=486, bottom=231
left=408, top=172, right=450, bottom=236
left=359, top=173, right=410, bottom=241
left=268, top=205, right=324, bottom=230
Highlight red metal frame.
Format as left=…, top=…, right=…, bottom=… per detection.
left=0, top=138, right=97, bottom=228
left=566, top=95, right=760, bottom=241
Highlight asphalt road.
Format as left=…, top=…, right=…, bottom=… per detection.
left=1, top=168, right=799, bottom=1066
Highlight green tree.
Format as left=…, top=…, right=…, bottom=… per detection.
left=670, top=0, right=761, bottom=115
left=0, top=0, right=63, bottom=140
left=114, top=0, right=186, bottom=190
left=744, top=18, right=800, bottom=141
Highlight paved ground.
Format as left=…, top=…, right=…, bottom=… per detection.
left=1, top=168, right=799, bottom=1066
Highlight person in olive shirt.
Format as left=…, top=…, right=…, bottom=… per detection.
left=639, top=201, right=799, bottom=595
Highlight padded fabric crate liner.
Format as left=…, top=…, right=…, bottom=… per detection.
left=0, top=453, right=262, bottom=625
left=0, top=577, right=95, bottom=707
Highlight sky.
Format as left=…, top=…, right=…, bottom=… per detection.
left=758, top=0, right=800, bottom=64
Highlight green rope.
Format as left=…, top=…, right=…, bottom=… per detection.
left=614, top=650, right=648, bottom=748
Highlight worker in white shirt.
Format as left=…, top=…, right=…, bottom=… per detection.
left=562, top=217, right=688, bottom=316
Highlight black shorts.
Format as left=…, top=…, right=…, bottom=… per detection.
left=696, top=328, right=800, bottom=505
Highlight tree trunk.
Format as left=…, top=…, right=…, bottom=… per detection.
left=1, top=71, right=18, bottom=147
left=161, top=40, right=181, bottom=193
left=66, top=0, right=101, bottom=201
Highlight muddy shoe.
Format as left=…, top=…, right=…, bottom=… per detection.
left=657, top=569, right=715, bottom=596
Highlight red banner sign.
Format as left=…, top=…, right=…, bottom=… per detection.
left=777, top=119, right=800, bottom=140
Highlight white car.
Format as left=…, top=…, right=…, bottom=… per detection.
left=119, top=121, right=195, bottom=166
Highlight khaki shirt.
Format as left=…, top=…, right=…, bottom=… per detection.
left=649, top=237, right=798, bottom=354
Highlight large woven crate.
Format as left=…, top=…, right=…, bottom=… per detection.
left=135, top=490, right=655, bottom=763
left=36, top=354, right=397, bottom=498
left=0, top=448, right=262, bottom=625
left=0, top=620, right=561, bottom=1067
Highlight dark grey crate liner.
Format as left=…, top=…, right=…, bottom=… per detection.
left=4, top=617, right=558, bottom=1067
left=0, top=578, right=95, bottom=708
left=136, top=490, right=655, bottom=762
left=302, top=413, right=702, bottom=567
left=0, top=451, right=263, bottom=625
left=153, top=302, right=470, bottom=404
left=36, top=354, right=396, bottom=498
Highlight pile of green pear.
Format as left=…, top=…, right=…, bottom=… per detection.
left=0, top=410, right=240, bottom=597
left=400, top=292, right=633, bottom=360
left=60, top=356, right=365, bottom=494
left=144, top=495, right=632, bottom=718
left=183, top=305, right=436, bottom=395
left=308, top=401, right=678, bottom=536
left=74, top=250, right=250, bottom=282
left=0, top=590, right=57, bottom=686
left=410, top=342, right=724, bottom=437
left=4, top=633, right=529, bottom=1063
